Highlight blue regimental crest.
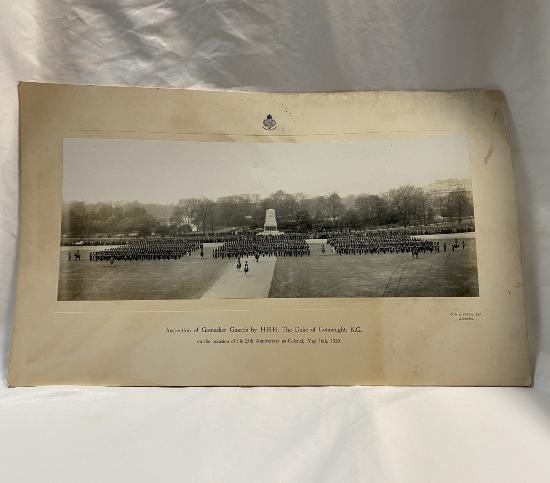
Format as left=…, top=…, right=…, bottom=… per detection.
left=262, top=114, right=277, bottom=130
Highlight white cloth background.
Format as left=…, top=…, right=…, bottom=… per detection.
left=1, top=1, right=549, bottom=481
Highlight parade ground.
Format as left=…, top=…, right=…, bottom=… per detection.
left=58, top=236, right=479, bottom=300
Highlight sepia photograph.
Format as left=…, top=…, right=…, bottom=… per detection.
left=59, top=137, right=478, bottom=300
left=14, top=85, right=529, bottom=390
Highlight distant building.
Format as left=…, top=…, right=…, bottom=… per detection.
left=424, top=178, right=472, bottom=195
left=423, top=178, right=474, bottom=221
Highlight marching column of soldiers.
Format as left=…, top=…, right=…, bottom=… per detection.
left=90, top=239, right=201, bottom=262
left=327, top=232, right=439, bottom=256
left=213, top=235, right=310, bottom=259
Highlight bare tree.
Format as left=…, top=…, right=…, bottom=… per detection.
left=412, top=188, right=428, bottom=225
left=354, top=194, right=388, bottom=228
left=192, top=198, right=216, bottom=234
left=388, top=185, right=417, bottom=227
left=446, top=187, right=473, bottom=225
left=171, top=198, right=196, bottom=229
left=327, top=192, right=344, bottom=224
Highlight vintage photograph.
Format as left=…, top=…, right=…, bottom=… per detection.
left=59, top=137, right=478, bottom=300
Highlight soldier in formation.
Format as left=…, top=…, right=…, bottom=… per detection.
left=212, top=235, right=310, bottom=259
left=90, top=239, right=201, bottom=262
left=327, top=231, right=437, bottom=256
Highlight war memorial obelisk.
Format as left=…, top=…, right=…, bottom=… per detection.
left=261, top=208, right=281, bottom=235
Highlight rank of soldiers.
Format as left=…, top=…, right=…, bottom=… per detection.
left=327, top=232, right=438, bottom=255
left=89, top=239, right=201, bottom=261
left=213, top=235, right=310, bottom=259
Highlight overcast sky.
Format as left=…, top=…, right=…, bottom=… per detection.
left=63, top=137, right=470, bottom=203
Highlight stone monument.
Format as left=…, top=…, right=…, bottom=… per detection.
left=260, top=208, right=282, bottom=235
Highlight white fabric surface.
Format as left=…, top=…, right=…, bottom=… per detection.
left=1, top=1, right=550, bottom=481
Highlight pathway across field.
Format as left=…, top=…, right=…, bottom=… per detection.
left=201, top=256, right=277, bottom=299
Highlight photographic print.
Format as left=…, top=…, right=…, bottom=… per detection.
left=11, top=85, right=531, bottom=388
left=59, top=137, right=478, bottom=300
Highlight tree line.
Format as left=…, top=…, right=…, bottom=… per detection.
left=61, top=185, right=474, bottom=237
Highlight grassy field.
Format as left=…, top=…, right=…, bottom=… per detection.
left=58, top=238, right=479, bottom=300
left=268, top=238, right=479, bottom=298
left=58, top=245, right=231, bottom=300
